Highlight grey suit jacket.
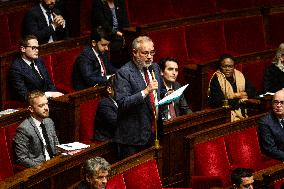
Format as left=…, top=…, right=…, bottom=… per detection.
left=14, top=117, right=59, bottom=167
left=258, top=111, right=284, bottom=161
left=114, top=61, right=162, bottom=145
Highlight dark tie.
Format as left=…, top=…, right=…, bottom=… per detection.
left=40, top=123, right=54, bottom=158
left=30, top=62, right=43, bottom=80
left=46, top=10, right=53, bottom=25
left=99, top=54, right=107, bottom=76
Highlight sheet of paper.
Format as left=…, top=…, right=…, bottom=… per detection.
left=157, top=84, right=189, bottom=106
left=56, top=142, right=90, bottom=151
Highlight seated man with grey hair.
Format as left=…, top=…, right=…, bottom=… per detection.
left=77, top=157, right=111, bottom=189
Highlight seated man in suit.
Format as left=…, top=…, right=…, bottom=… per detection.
left=77, top=157, right=110, bottom=189
left=22, top=0, right=68, bottom=44
left=258, top=89, right=284, bottom=162
left=159, top=57, right=192, bottom=122
left=94, top=76, right=117, bottom=141
left=14, top=90, right=59, bottom=167
left=9, top=35, right=63, bottom=102
left=231, top=168, right=254, bottom=189
left=72, top=26, right=116, bottom=91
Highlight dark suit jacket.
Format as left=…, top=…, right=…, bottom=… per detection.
left=160, top=82, right=192, bottom=122
left=94, top=96, right=118, bottom=141
left=9, top=57, right=57, bottom=101
left=14, top=117, right=59, bottom=167
left=92, top=0, right=129, bottom=33
left=263, top=63, right=284, bottom=93
left=114, top=61, right=162, bottom=145
left=258, top=111, right=284, bottom=161
left=22, top=4, right=68, bottom=44
left=72, top=46, right=116, bottom=91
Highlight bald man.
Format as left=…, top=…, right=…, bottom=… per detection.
left=258, top=89, right=284, bottom=161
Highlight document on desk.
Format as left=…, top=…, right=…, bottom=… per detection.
left=157, top=84, right=189, bottom=106
left=57, top=142, right=90, bottom=151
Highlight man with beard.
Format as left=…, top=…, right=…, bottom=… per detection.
left=72, top=26, right=116, bottom=91
left=9, top=35, right=63, bottom=101
left=258, top=89, right=284, bottom=162
left=114, top=36, right=163, bottom=158
left=14, top=90, right=59, bottom=167
left=22, top=0, right=68, bottom=44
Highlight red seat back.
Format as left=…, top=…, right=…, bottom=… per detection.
left=171, top=0, right=217, bottom=18
left=52, top=47, right=83, bottom=93
left=107, top=174, right=126, bottom=189
left=41, top=55, right=55, bottom=84
left=216, top=0, right=254, bottom=11
left=0, top=128, right=13, bottom=181
left=267, top=12, right=284, bottom=47
left=123, top=159, right=163, bottom=189
left=79, top=98, right=101, bottom=144
left=80, top=0, right=92, bottom=35
left=193, top=137, right=231, bottom=186
left=185, top=20, right=226, bottom=63
left=224, top=16, right=266, bottom=54
left=0, top=14, right=12, bottom=54
left=127, top=0, right=174, bottom=25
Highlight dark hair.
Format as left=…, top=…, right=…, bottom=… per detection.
left=231, top=168, right=253, bottom=187
left=20, top=35, right=38, bottom=47
left=159, top=57, right=179, bottom=71
left=218, top=54, right=235, bottom=69
left=84, top=157, right=110, bottom=177
left=90, top=26, right=112, bottom=42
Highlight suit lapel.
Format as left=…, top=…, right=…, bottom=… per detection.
left=28, top=117, right=44, bottom=145
left=20, top=59, right=43, bottom=87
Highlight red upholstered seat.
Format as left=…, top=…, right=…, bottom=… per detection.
left=127, top=0, right=174, bottom=25
left=216, top=0, right=254, bottom=11
left=254, top=0, right=284, bottom=6
left=0, top=14, right=12, bottom=54
left=148, top=27, right=188, bottom=82
left=79, top=98, right=101, bottom=144
left=41, top=55, right=55, bottom=85
left=171, top=0, right=217, bottom=18
left=241, top=58, right=272, bottom=94
left=107, top=174, right=126, bottom=189
left=123, top=159, right=163, bottom=189
left=193, top=137, right=231, bottom=186
left=80, top=0, right=92, bottom=35
left=52, top=47, right=82, bottom=93
left=185, top=20, right=226, bottom=64
left=266, top=12, right=284, bottom=48
left=224, top=16, right=267, bottom=54
left=7, top=8, right=29, bottom=50
left=0, top=128, right=14, bottom=181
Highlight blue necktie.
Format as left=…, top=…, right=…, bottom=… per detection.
left=46, top=11, right=53, bottom=25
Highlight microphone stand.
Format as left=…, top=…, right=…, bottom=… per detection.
left=151, top=70, right=160, bottom=149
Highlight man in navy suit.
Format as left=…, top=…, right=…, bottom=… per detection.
left=258, top=89, right=284, bottom=161
left=22, top=0, right=68, bottom=44
left=9, top=35, right=63, bottom=101
left=72, top=26, right=116, bottom=91
left=114, top=36, right=163, bottom=158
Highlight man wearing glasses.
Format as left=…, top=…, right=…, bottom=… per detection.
left=9, top=35, right=63, bottom=101
left=258, top=89, right=284, bottom=162
left=114, top=36, right=163, bottom=158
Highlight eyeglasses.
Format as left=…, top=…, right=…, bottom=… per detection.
left=140, top=50, right=155, bottom=56
left=221, top=65, right=234, bottom=69
left=25, top=46, right=39, bottom=50
left=272, top=100, right=284, bottom=106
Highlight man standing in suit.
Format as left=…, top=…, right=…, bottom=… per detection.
left=9, top=35, right=63, bottom=101
left=114, top=36, right=162, bottom=158
left=72, top=26, right=116, bottom=91
left=159, top=57, right=192, bottom=122
left=14, top=90, right=59, bottom=167
left=258, top=89, right=284, bottom=161
left=22, top=0, right=68, bottom=44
